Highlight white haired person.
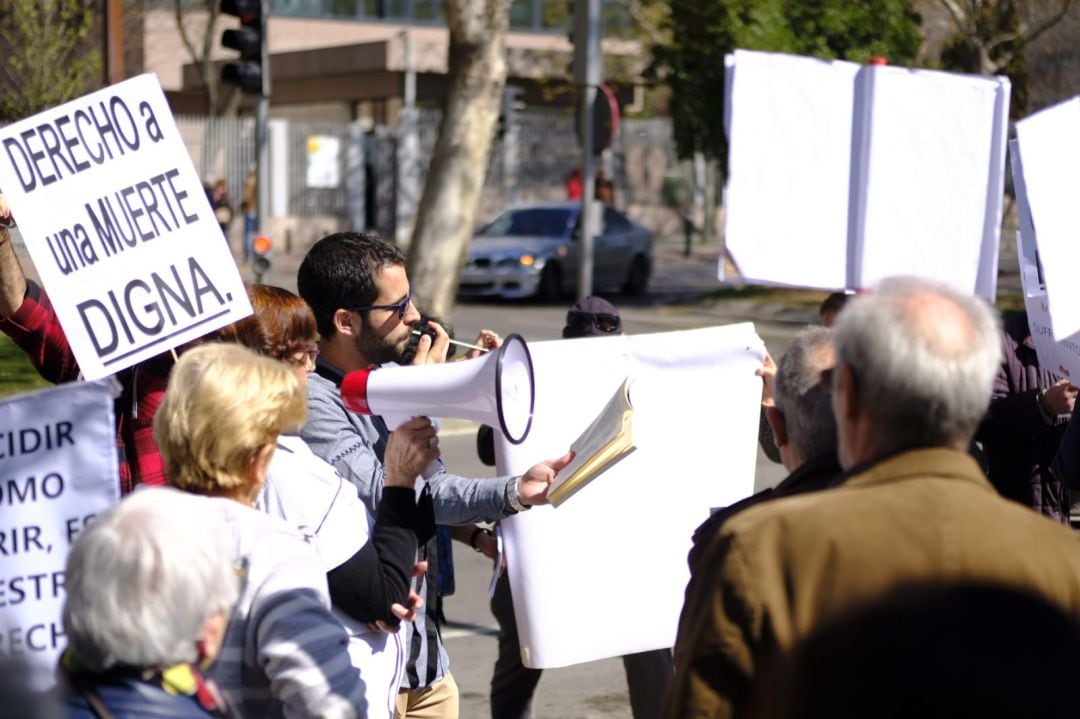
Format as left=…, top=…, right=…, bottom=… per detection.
left=154, top=343, right=367, bottom=718
left=60, top=486, right=240, bottom=718
left=667, top=277, right=1080, bottom=719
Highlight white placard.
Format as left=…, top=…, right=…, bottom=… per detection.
left=496, top=324, right=764, bottom=668
left=306, top=135, right=341, bottom=189
left=1010, top=138, right=1080, bottom=379
left=1014, top=97, right=1080, bottom=340
left=723, top=51, right=858, bottom=289
left=0, top=381, right=119, bottom=689
left=723, top=49, right=1009, bottom=299
left=0, top=74, right=252, bottom=380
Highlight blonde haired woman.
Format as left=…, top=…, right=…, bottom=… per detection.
left=213, top=285, right=436, bottom=718
left=155, top=343, right=365, bottom=718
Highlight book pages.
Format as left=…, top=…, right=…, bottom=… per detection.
left=549, top=376, right=635, bottom=507
left=496, top=324, right=765, bottom=668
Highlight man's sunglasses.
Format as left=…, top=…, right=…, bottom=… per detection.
left=348, top=290, right=412, bottom=320
left=567, top=311, right=621, bottom=334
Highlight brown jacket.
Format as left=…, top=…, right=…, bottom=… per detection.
left=667, top=448, right=1080, bottom=719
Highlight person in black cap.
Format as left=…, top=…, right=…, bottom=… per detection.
left=562, top=295, right=623, bottom=338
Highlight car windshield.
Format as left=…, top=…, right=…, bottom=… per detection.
left=476, top=208, right=573, bottom=238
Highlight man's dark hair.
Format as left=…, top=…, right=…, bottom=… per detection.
left=297, top=231, right=406, bottom=338
left=819, top=292, right=849, bottom=321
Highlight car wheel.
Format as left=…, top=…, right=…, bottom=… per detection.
left=622, top=256, right=649, bottom=296
left=538, top=263, right=562, bottom=302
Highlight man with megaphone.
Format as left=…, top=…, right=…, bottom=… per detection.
left=297, top=232, right=574, bottom=719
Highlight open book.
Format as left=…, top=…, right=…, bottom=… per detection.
left=548, top=377, right=636, bottom=507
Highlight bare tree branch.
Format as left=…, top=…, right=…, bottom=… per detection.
left=173, top=0, right=201, bottom=65
left=172, top=0, right=222, bottom=114
left=1021, top=0, right=1074, bottom=45
left=938, top=0, right=971, bottom=32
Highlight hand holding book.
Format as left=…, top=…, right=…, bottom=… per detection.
left=548, top=377, right=636, bottom=507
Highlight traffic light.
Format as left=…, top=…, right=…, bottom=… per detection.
left=220, top=0, right=266, bottom=96
left=252, top=233, right=272, bottom=281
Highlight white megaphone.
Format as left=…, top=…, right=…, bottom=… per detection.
left=340, top=333, right=535, bottom=445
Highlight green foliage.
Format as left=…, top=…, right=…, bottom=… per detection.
left=650, top=0, right=922, bottom=161
left=0, top=0, right=102, bottom=121
left=0, top=335, right=50, bottom=398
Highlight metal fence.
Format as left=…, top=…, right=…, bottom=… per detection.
left=175, top=108, right=682, bottom=238
left=175, top=114, right=256, bottom=212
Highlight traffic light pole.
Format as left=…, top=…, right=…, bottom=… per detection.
left=257, top=0, right=270, bottom=238
left=574, top=0, right=601, bottom=300
left=579, top=85, right=596, bottom=300
left=257, top=96, right=269, bottom=237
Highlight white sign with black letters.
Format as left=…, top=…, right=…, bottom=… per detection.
left=0, top=381, right=118, bottom=690
left=0, top=74, right=252, bottom=380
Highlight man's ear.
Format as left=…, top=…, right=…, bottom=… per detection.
left=333, top=308, right=358, bottom=337
left=765, top=405, right=789, bottom=450
left=837, top=362, right=859, bottom=423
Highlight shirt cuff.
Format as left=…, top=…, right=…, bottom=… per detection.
left=504, top=476, right=528, bottom=514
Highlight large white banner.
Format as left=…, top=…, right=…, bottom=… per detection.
left=723, top=49, right=1009, bottom=299
left=0, top=381, right=119, bottom=689
left=496, top=324, right=765, bottom=668
left=0, top=74, right=252, bottom=380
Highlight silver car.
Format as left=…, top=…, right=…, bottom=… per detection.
left=458, top=202, right=653, bottom=301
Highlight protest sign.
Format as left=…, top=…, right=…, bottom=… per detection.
left=0, top=381, right=118, bottom=690
left=1014, top=97, right=1080, bottom=341
left=722, top=49, right=1009, bottom=299
left=1010, top=138, right=1080, bottom=380
left=496, top=324, right=764, bottom=667
left=0, top=74, right=252, bottom=380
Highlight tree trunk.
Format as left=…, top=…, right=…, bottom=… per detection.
left=406, top=0, right=510, bottom=317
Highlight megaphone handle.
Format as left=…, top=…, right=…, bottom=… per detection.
left=383, top=412, right=442, bottom=479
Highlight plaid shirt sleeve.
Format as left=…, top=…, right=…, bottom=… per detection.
left=0, top=279, right=81, bottom=383
left=0, top=280, right=169, bottom=494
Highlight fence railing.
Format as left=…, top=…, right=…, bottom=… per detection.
left=175, top=109, right=685, bottom=241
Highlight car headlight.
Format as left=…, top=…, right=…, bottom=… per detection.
left=496, top=255, right=535, bottom=268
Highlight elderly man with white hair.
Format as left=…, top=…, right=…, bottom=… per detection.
left=60, top=486, right=240, bottom=718
left=665, top=277, right=1080, bottom=719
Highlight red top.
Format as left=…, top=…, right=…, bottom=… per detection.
left=0, top=280, right=170, bottom=494
left=566, top=176, right=583, bottom=201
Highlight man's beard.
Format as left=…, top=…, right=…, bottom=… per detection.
left=355, top=322, right=410, bottom=366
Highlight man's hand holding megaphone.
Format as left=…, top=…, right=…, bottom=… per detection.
left=384, top=416, right=442, bottom=485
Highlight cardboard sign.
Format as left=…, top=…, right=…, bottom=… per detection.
left=1010, top=138, right=1080, bottom=379
left=722, top=49, right=1009, bottom=299
left=0, top=74, right=252, bottom=380
left=497, top=324, right=764, bottom=668
left=0, top=381, right=119, bottom=689
left=1014, top=98, right=1080, bottom=340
